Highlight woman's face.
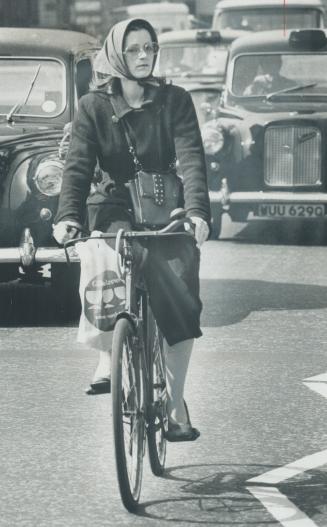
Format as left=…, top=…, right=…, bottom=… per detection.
left=123, top=29, right=156, bottom=79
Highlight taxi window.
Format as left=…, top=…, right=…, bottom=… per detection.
left=159, top=45, right=228, bottom=76
left=0, top=58, right=66, bottom=117
left=218, top=8, right=321, bottom=31
left=232, top=53, right=327, bottom=96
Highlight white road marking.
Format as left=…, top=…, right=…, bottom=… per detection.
left=304, top=373, right=327, bottom=382
left=246, top=486, right=317, bottom=527
left=304, top=381, right=327, bottom=399
left=246, top=371, right=327, bottom=527
left=247, top=448, right=327, bottom=485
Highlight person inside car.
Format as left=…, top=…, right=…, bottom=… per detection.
left=244, top=54, right=294, bottom=95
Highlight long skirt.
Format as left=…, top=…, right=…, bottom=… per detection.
left=87, top=202, right=202, bottom=346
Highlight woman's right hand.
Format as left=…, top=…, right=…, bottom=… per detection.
left=52, top=220, right=82, bottom=245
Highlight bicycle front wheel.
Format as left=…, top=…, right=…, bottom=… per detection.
left=112, top=318, right=145, bottom=512
left=147, top=312, right=167, bottom=476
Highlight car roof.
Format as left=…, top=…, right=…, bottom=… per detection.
left=114, top=2, right=189, bottom=14
left=229, top=28, right=327, bottom=56
left=158, top=28, right=245, bottom=45
left=0, top=28, right=100, bottom=58
left=216, top=0, right=323, bottom=9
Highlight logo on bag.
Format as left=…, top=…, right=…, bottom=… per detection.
left=84, top=270, right=125, bottom=331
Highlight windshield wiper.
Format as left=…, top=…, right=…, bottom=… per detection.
left=6, top=64, right=41, bottom=123
left=266, top=82, right=317, bottom=101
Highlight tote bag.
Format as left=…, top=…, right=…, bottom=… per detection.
left=75, top=233, right=125, bottom=350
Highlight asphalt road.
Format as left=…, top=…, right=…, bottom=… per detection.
left=1, top=216, right=327, bottom=526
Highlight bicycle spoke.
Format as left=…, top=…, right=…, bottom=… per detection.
left=121, top=340, right=143, bottom=485
left=147, top=314, right=167, bottom=476
left=112, top=318, right=145, bottom=512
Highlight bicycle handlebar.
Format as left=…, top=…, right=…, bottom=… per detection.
left=63, top=216, right=194, bottom=265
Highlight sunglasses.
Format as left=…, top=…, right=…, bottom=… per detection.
left=123, top=42, right=159, bottom=58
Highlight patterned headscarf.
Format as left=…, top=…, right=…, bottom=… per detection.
left=93, top=18, right=158, bottom=81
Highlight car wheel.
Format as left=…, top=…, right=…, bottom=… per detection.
left=51, top=263, right=81, bottom=321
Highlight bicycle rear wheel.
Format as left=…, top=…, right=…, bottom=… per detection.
left=147, top=312, right=167, bottom=476
left=112, top=318, right=145, bottom=512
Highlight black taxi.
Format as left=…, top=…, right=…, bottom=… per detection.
left=202, top=29, right=327, bottom=237
left=0, top=28, right=99, bottom=313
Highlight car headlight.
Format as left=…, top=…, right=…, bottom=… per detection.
left=201, top=123, right=225, bottom=155
left=34, top=159, right=64, bottom=196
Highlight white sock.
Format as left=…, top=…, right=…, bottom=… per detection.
left=92, top=334, right=112, bottom=381
left=164, top=338, right=194, bottom=425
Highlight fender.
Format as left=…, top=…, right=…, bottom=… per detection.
left=115, top=311, right=138, bottom=334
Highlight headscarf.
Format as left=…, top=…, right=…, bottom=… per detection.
left=93, top=18, right=158, bottom=82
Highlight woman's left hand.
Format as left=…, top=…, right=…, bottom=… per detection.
left=189, top=216, right=210, bottom=247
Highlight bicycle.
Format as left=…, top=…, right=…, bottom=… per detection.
left=64, top=212, right=194, bottom=512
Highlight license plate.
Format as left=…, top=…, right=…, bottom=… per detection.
left=256, top=204, right=325, bottom=218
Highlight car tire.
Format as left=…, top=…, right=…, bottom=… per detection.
left=51, top=263, right=81, bottom=321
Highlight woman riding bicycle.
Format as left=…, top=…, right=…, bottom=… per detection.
left=53, top=18, right=210, bottom=442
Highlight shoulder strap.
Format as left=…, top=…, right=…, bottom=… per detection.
left=120, top=118, right=143, bottom=171
left=109, top=96, right=143, bottom=171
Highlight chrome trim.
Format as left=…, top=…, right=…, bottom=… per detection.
left=35, top=247, right=79, bottom=263
left=209, top=189, right=327, bottom=204
left=20, top=228, right=36, bottom=266
left=0, top=247, right=79, bottom=264
left=264, top=125, right=322, bottom=186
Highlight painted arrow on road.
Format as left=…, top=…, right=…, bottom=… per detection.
left=245, top=372, right=327, bottom=527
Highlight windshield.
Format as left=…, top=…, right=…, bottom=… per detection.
left=158, top=45, right=228, bottom=77
left=216, top=8, right=321, bottom=31
left=113, top=9, right=189, bottom=32
left=0, top=58, right=66, bottom=118
left=231, top=53, right=327, bottom=101
left=142, top=13, right=189, bottom=32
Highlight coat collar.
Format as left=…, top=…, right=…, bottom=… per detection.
left=107, top=82, right=162, bottom=119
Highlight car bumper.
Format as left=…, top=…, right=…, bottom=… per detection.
left=209, top=187, right=327, bottom=205
left=0, top=246, right=79, bottom=264
left=0, top=228, right=79, bottom=265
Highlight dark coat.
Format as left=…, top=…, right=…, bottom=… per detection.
left=55, top=82, right=211, bottom=226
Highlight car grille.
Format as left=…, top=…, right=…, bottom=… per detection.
left=264, top=125, right=322, bottom=187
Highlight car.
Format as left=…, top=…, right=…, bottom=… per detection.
left=157, top=29, right=242, bottom=126
left=201, top=28, right=327, bottom=237
left=212, top=0, right=325, bottom=33
left=157, top=28, right=243, bottom=232
left=111, top=2, right=190, bottom=34
left=0, top=28, right=100, bottom=315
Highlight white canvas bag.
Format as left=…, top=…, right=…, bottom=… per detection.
left=75, top=233, right=125, bottom=350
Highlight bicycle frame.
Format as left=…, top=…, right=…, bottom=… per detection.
left=63, top=217, right=194, bottom=511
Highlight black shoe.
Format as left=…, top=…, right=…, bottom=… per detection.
left=85, top=377, right=111, bottom=395
left=164, top=400, right=200, bottom=442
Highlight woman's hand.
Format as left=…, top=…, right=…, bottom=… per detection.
left=189, top=216, right=209, bottom=247
left=52, top=220, right=82, bottom=245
